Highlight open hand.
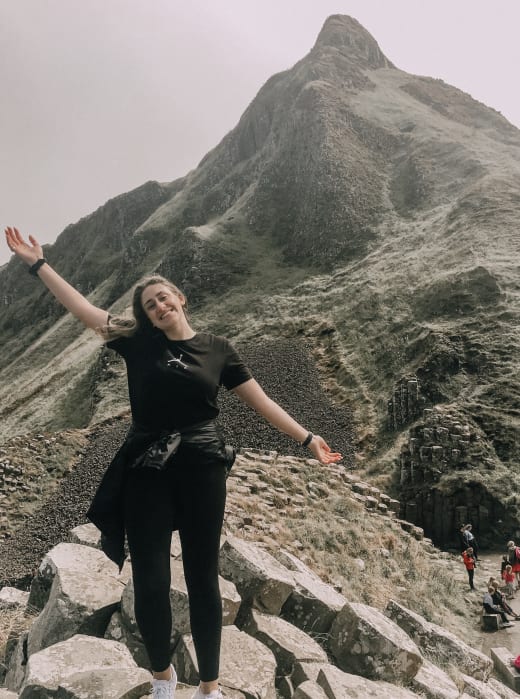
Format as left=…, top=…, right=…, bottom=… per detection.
left=5, top=227, right=43, bottom=266
left=308, top=435, right=342, bottom=465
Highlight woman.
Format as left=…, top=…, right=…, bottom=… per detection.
left=4, top=227, right=342, bottom=699
left=462, top=524, right=479, bottom=560
left=461, top=547, right=476, bottom=590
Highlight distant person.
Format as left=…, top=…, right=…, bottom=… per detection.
left=4, top=227, right=342, bottom=699
left=501, top=555, right=509, bottom=577
left=462, top=524, right=479, bottom=560
left=462, top=547, right=477, bottom=590
left=507, top=541, right=520, bottom=586
left=503, top=564, right=516, bottom=599
left=483, top=587, right=514, bottom=628
left=491, top=583, right=520, bottom=620
left=458, top=525, right=467, bottom=552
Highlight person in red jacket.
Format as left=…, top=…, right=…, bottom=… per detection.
left=462, top=547, right=477, bottom=590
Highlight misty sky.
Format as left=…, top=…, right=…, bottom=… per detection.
left=1, top=0, right=519, bottom=266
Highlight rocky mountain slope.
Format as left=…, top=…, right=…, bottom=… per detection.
left=1, top=14, right=520, bottom=549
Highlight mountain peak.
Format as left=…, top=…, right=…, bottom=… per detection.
left=313, top=14, right=393, bottom=69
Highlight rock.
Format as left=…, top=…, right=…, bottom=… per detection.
left=0, top=691, right=18, bottom=699
left=329, top=601, right=422, bottom=682
left=239, top=608, right=327, bottom=675
left=173, top=625, right=277, bottom=699
left=17, top=634, right=150, bottom=698
left=26, top=544, right=123, bottom=656
left=293, top=680, right=328, bottom=698
left=385, top=599, right=493, bottom=680
left=68, top=522, right=102, bottom=549
left=411, top=657, right=459, bottom=699
left=460, top=672, right=503, bottom=698
left=490, top=647, right=520, bottom=695
left=219, top=535, right=294, bottom=615
left=28, top=542, right=122, bottom=612
left=316, top=664, right=421, bottom=698
left=276, top=550, right=346, bottom=635
left=487, top=676, right=520, bottom=698
left=4, top=631, right=29, bottom=692
left=291, top=661, right=331, bottom=687
left=0, top=586, right=29, bottom=610
left=104, top=610, right=149, bottom=669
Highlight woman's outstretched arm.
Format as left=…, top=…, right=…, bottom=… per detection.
left=231, top=378, right=342, bottom=465
left=5, top=227, right=108, bottom=330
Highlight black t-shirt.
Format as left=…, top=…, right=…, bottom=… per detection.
left=106, top=331, right=252, bottom=430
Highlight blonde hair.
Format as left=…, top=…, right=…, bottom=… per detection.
left=98, top=275, right=188, bottom=341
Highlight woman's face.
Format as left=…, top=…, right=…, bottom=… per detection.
left=141, top=283, right=186, bottom=330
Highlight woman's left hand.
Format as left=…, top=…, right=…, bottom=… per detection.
left=308, top=435, right=342, bottom=465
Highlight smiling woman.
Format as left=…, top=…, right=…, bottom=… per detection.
left=4, top=225, right=342, bottom=699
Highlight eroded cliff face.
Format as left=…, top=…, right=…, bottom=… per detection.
left=1, top=14, right=520, bottom=546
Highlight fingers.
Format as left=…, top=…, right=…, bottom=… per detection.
left=4, top=227, right=16, bottom=251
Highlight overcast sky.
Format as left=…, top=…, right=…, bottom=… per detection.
left=1, top=0, right=519, bottom=266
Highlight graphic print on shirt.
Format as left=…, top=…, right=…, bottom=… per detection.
left=166, top=351, right=189, bottom=370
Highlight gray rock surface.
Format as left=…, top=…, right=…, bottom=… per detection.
left=173, top=625, right=277, bottom=699
left=219, top=536, right=294, bottom=615
left=278, top=549, right=346, bottom=635
left=316, top=664, right=421, bottom=698
left=26, top=544, right=123, bottom=656
left=17, top=634, right=150, bottom=699
left=0, top=586, right=29, bottom=611
left=386, top=598, right=493, bottom=680
left=68, top=522, right=102, bottom=549
left=240, top=607, right=327, bottom=675
left=293, top=680, right=328, bottom=699
left=411, top=657, right=459, bottom=699
left=330, top=601, right=422, bottom=683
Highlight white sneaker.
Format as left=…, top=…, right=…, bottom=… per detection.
left=152, top=665, right=177, bottom=699
left=191, top=688, right=223, bottom=699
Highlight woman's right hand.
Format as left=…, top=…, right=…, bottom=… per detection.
left=5, top=227, right=43, bottom=266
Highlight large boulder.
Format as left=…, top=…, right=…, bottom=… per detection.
left=219, top=536, right=294, bottom=615
left=240, top=608, right=327, bottom=675
left=26, top=544, right=123, bottom=656
left=240, top=609, right=327, bottom=675
left=386, top=599, right=493, bottom=680
left=121, top=559, right=241, bottom=649
left=28, top=542, right=86, bottom=611
left=173, top=625, right=277, bottom=699
left=316, top=664, right=421, bottom=698
left=276, top=550, right=346, bottom=635
left=460, top=673, right=503, bottom=699
left=329, top=601, right=422, bottom=683
left=17, top=634, right=150, bottom=698
left=487, top=677, right=520, bottom=699
left=411, top=657, right=459, bottom=699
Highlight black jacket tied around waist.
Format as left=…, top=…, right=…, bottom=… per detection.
left=86, top=420, right=235, bottom=569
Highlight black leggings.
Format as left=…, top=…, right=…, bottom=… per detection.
left=123, top=457, right=227, bottom=680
